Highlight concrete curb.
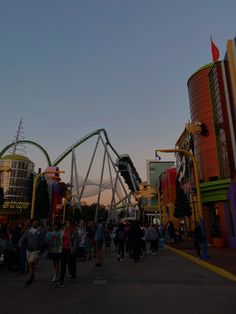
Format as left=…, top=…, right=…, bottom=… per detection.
left=166, top=245, right=236, bottom=283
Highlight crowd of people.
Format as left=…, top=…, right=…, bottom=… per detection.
left=0, top=218, right=184, bottom=288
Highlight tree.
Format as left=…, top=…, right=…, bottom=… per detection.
left=34, top=177, right=50, bottom=219
left=174, top=180, right=192, bottom=219
left=64, top=203, right=81, bottom=222
left=80, top=202, right=108, bottom=222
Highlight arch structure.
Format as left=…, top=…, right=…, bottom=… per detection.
left=0, top=140, right=52, bottom=165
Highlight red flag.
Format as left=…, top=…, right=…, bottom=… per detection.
left=210, top=35, right=220, bottom=62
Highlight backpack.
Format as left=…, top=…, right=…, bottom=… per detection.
left=48, top=234, right=63, bottom=254
left=117, top=230, right=126, bottom=241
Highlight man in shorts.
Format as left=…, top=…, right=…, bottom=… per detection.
left=19, top=219, right=45, bottom=287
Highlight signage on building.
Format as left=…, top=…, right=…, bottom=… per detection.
left=2, top=201, right=30, bottom=210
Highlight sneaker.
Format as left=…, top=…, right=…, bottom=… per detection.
left=51, top=275, right=57, bottom=282
left=55, top=282, right=64, bottom=288
left=24, top=278, right=33, bottom=287
left=72, top=278, right=79, bottom=283
left=95, top=262, right=102, bottom=267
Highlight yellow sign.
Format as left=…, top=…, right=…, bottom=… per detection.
left=185, top=121, right=202, bottom=134
left=133, top=184, right=157, bottom=199
left=143, top=205, right=158, bottom=212
left=0, top=167, right=11, bottom=173
left=3, top=202, right=30, bottom=210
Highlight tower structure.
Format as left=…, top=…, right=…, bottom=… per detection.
left=0, top=119, right=35, bottom=223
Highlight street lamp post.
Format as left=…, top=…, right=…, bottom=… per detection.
left=156, top=148, right=208, bottom=259
left=156, top=185, right=164, bottom=250
left=31, top=170, right=65, bottom=220
left=156, top=186, right=161, bottom=224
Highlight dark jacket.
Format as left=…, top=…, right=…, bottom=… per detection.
left=116, top=224, right=126, bottom=242
left=193, top=225, right=202, bottom=242
left=70, top=229, right=79, bottom=255
left=130, top=223, right=144, bottom=240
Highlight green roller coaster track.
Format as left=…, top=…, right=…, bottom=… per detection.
left=0, top=128, right=120, bottom=167
left=52, top=128, right=119, bottom=166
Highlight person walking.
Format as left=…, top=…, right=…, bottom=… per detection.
left=77, top=221, right=87, bottom=261
left=116, top=223, right=126, bottom=262
left=47, top=221, right=63, bottom=282
left=125, top=222, right=132, bottom=257
left=167, top=221, right=176, bottom=244
left=111, top=224, right=118, bottom=252
left=11, top=223, right=24, bottom=272
left=193, top=221, right=202, bottom=257
left=104, top=224, right=111, bottom=253
left=130, top=221, right=143, bottom=263
left=18, top=219, right=30, bottom=274
left=94, top=219, right=104, bottom=267
left=140, top=223, right=147, bottom=257
left=86, top=221, right=96, bottom=260
left=55, top=221, right=79, bottom=288
left=146, top=223, right=159, bottom=255
left=19, top=219, right=46, bottom=287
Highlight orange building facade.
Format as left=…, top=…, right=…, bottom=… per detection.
left=159, top=37, right=236, bottom=248
left=160, top=168, right=176, bottom=226
left=187, top=63, right=233, bottom=246
left=188, top=63, right=219, bottom=182
left=185, top=40, right=236, bottom=247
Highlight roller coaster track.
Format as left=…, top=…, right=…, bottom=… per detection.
left=0, top=129, right=119, bottom=167
left=0, top=129, right=141, bottom=204
left=52, top=128, right=120, bottom=166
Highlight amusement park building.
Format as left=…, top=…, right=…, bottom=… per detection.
left=0, top=154, right=35, bottom=223
left=157, top=36, right=236, bottom=247
left=173, top=36, right=236, bottom=248
left=143, top=160, right=175, bottom=215
left=160, top=167, right=176, bottom=225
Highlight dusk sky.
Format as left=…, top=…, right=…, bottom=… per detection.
left=0, top=0, right=236, bottom=192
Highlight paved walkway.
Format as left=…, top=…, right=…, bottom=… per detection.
left=168, top=240, right=236, bottom=281
left=0, top=247, right=235, bottom=314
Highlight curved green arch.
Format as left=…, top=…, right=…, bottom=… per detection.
left=0, top=140, right=52, bottom=166
left=52, top=128, right=119, bottom=166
